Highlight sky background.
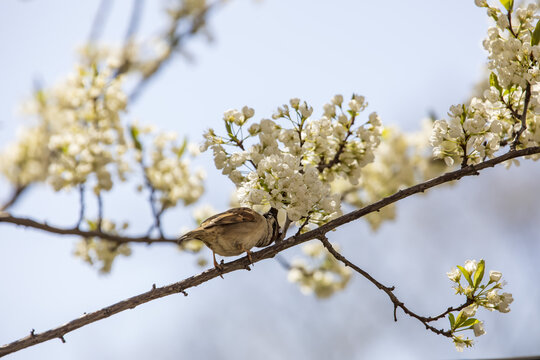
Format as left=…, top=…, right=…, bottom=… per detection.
left=1, top=0, right=539, bottom=359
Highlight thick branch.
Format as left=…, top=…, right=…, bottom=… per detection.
left=1, top=146, right=540, bottom=355
left=0, top=213, right=176, bottom=244
left=309, top=147, right=540, bottom=236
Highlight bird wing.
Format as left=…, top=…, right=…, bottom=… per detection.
left=200, top=207, right=258, bottom=229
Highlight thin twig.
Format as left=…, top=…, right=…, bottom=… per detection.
left=317, top=113, right=356, bottom=172
left=277, top=215, right=291, bottom=242
left=1, top=147, right=539, bottom=356
left=318, top=235, right=469, bottom=337
left=295, top=215, right=311, bottom=236
left=274, top=254, right=291, bottom=270
left=76, top=184, right=85, bottom=228
left=139, top=159, right=165, bottom=238
left=97, top=193, right=103, bottom=231
left=0, top=185, right=27, bottom=212
left=507, top=10, right=518, bottom=39
left=88, top=0, right=113, bottom=43
left=128, top=2, right=218, bottom=101
left=511, top=82, right=531, bottom=150
left=124, top=0, right=144, bottom=42
left=114, top=0, right=146, bottom=78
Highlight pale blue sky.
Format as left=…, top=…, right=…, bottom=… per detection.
left=1, top=1, right=539, bottom=359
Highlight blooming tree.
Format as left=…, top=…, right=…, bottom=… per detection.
left=0, top=0, right=538, bottom=356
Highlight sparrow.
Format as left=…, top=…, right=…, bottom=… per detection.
left=178, top=207, right=279, bottom=269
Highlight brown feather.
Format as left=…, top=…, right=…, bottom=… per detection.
left=199, top=207, right=258, bottom=229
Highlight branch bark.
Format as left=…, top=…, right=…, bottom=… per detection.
left=0, top=214, right=177, bottom=244
left=0, top=185, right=27, bottom=212
left=318, top=235, right=470, bottom=337
left=1, top=146, right=540, bottom=356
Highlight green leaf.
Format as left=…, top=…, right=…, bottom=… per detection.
left=176, top=138, right=187, bottom=158
left=454, top=310, right=466, bottom=328
left=532, top=20, right=540, bottom=46
left=473, top=260, right=485, bottom=288
left=448, top=313, right=456, bottom=329
left=490, top=72, right=502, bottom=92
left=86, top=219, right=97, bottom=231
left=457, top=265, right=473, bottom=287
left=129, top=126, right=143, bottom=151
left=91, top=62, right=99, bottom=77
left=461, top=318, right=479, bottom=328
left=225, top=121, right=234, bottom=138
left=35, top=89, right=46, bottom=105
left=500, top=0, right=513, bottom=12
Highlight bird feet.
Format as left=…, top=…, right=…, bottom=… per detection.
left=213, top=252, right=224, bottom=279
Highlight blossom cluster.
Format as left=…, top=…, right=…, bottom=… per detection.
left=73, top=219, right=131, bottom=273
left=0, top=125, right=50, bottom=187
left=446, top=259, right=513, bottom=351
left=287, top=241, right=352, bottom=298
left=0, top=64, right=130, bottom=194
left=202, top=95, right=382, bottom=227
left=431, top=1, right=540, bottom=166
left=131, top=124, right=205, bottom=209
left=336, top=121, right=448, bottom=229
left=0, top=63, right=205, bottom=217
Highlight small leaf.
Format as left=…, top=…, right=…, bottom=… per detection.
left=500, top=0, right=513, bottom=12
left=91, top=62, right=99, bottom=77
left=129, top=126, right=143, bottom=151
left=176, top=138, right=188, bottom=158
left=532, top=20, right=540, bottom=46
left=490, top=72, right=502, bottom=92
left=86, top=219, right=97, bottom=231
left=225, top=121, right=234, bottom=138
left=461, top=318, right=479, bottom=328
left=473, top=260, right=485, bottom=288
left=457, top=265, right=474, bottom=287
left=449, top=313, right=456, bottom=329
left=454, top=310, right=466, bottom=328
left=35, top=89, right=46, bottom=105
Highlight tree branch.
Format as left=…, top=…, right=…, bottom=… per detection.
left=128, top=2, right=219, bottom=102
left=511, top=81, right=531, bottom=150
left=317, top=113, right=356, bottom=172
left=1, top=146, right=539, bottom=356
left=0, top=185, right=27, bottom=212
left=318, top=235, right=470, bottom=337
left=76, top=184, right=85, bottom=228
left=2, top=147, right=540, bottom=246
left=88, top=0, right=113, bottom=43
left=0, top=213, right=176, bottom=244
left=123, top=0, right=144, bottom=42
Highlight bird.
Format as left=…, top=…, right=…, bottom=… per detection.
left=178, top=207, right=279, bottom=270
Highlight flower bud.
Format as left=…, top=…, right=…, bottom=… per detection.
left=489, top=270, right=502, bottom=282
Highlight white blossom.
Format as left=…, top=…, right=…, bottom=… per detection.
left=473, top=321, right=486, bottom=337
left=489, top=270, right=502, bottom=282
left=464, top=259, right=478, bottom=274
left=447, top=268, right=461, bottom=282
